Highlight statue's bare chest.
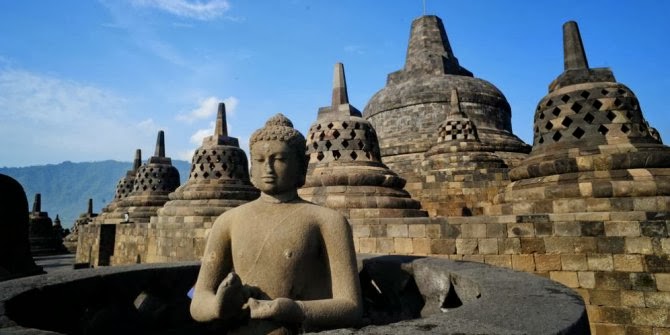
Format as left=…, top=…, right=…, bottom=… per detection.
left=229, top=205, right=322, bottom=289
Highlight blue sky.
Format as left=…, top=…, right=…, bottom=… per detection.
left=1, top=1, right=669, bottom=167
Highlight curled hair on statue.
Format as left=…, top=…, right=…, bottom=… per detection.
left=249, top=113, right=308, bottom=187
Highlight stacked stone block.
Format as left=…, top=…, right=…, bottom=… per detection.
left=420, top=89, right=510, bottom=216
left=101, top=131, right=180, bottom=224
left=63, top=199, right=97, bottom=253
left=298, top=63, right=426, bottom=219
left=484, top=21, right=670, bottom=333
left=95, top=149, right=142, bottom=223
left=132, top=103, right=258, bottom=264
left=28, top=193, right=66, bottom=255
left=363, top=15, right=530, bottom=195
left=347, top=211, right=670, bottom=334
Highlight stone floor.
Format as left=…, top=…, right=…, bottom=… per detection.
left=34, top=254, right=75, bottom=273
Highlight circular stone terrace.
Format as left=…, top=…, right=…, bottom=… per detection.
left=0, top=256, right=588, bottom=334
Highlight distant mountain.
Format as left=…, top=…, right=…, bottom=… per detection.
left=0, top=160, right=191, bottom=229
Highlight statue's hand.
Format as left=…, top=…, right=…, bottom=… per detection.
left=215, top=272, right=246, bottom=320
left=247, top=297, right=304, bottom=323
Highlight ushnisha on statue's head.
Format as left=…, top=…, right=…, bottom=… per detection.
left=249, top=113, right=308, bottom=195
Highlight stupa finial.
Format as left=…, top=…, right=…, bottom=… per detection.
left=563, top=21, right=589, bottom=71
left=133, top=149, right=142, bottom=171
left=332, top=62, right=349, bottom=107
left=448, top=89, right=465, bottom=118
left=400, top=15, right=472, bottom=77
left=317, top=63, right=361, bottom=118
left=155, top=130, right=165, bottom=158
left=215, top=103, right=228, bottom=137
left=33, top=193, right=41, bottom=213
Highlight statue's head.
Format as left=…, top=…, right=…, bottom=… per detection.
left=249, top=114, right=307, bottom=195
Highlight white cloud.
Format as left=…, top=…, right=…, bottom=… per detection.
left=0, top=69, right=166, bottom=166
left=130, top=0, right=231, bottom=20
left=176, top=95, right=238, bottom=122
left=137, top=118, right=161, bottom=132
left=223, top=96, right=239, bottom=115
left=177, top=149, right=196, bottom=161
left=190, top=125, right=214, bottom=145
left=344, top=45, right=366, bottom=55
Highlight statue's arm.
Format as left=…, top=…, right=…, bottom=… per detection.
left=247, top=212, right=363, bottom=329
left=190, top=216, right=239, bottom=322
left=248, top=213, right=362, bottom=328
left=298, top=213, right=363, bottom=328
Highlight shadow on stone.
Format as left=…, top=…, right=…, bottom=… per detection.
left=1, top=257, right=588, bottom=334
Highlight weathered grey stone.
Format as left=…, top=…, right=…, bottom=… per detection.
left=27, top=194, right=66, bottom=256
left=190, top=114, right=363, bottom=334
left=363, top=15, right=530, bottom=190
left=0, top=174, right=43, bottom=281
left=0, top=256, right=588, bottom=335
left=147, top=103, right=259, bottom=264
left=299, top=63, right=427, bottom=219
left=98, top=131, right=181, bottom=225
left=495, top=20, right=670, bottom=219
left=95, top=149, right=141, bottom=223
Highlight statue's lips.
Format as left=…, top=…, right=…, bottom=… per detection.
left=260, top=176, right=276, bottom=182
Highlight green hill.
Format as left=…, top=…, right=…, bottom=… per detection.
left=0, top=160, right=191, bottom=229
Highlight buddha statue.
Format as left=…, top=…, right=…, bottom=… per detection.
left=190, top=114, right=362, bottom=334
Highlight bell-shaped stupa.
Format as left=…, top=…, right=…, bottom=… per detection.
left=0, top=174, right=43, bottom=280
left=364, top=15, right=530, bottom=186
left=28, top=193, right=66, bottom=255
left=105, top=131, right=180, bottom=223
left=95, top=149, right=142, bottom=223
left=64, top=199, right=98, bottom=252
left=147, top=103, right=259, bottom=262
left=299, top=63, right=426, bottom=219
left=421, top=89, right=509, bottom=216
left=492, top=21, right=670, bottom=215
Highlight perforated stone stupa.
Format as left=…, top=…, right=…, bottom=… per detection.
left=28, top=194, right=65, bottom=255
left=491, top=21, right=670, bottom=216
left=95, top=149, right=142, bottom=223
left=103, top=131, right=180, bottom=224
left=145, top=103, right=259, bottom=262
left=299, top=63, right=426, bottom=219
left=363, top=15, right=530, bottom=189
left=63, top=199, right=98, bottom=253
left=421, top=89, right=509, bottom=216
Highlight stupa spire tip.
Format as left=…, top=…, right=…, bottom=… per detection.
left=563, top=20, right=589, bottom=71
left=331, top=62, right=349, bottom=107
left=215, top=103, right=228, bottom=137
left=155, top=130, right=165, bottom=158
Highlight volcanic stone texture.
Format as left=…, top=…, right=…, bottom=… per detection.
left=0, top=174, right=43, bottom=281
left=299, top=63, right=426, bottom=219
left=101, top=131, right=180, bottom=225
left=484, top=21, right=670, bottom=333
left=363, top=15, right=530, bottom=196
left=419, top=89, right=510, bottom=217
left=137, top=104, right=259, bottom=264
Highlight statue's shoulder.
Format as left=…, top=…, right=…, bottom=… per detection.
left=213, top=199, right=261, bottom=224
left=299, top=199, right=349, bottom=225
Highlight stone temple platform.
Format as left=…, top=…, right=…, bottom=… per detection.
left=0, top=256, right=588, bottom=334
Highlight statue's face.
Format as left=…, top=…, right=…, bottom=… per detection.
left=250, top=140, right=302, bottom=195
